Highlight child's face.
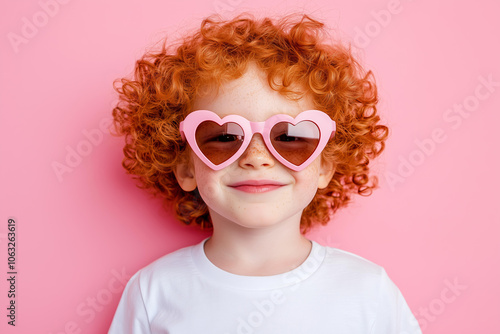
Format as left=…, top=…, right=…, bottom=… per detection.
left=175, top=63, right=335, bottom=230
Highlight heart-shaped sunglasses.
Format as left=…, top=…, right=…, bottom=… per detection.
left=179, top=110, right=336, bottom=171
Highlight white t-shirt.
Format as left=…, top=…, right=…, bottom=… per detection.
left=108, top=237, right=422, bottom=333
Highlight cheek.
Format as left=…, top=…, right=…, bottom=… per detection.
left=293, top=162, right=322, bottom=198
left=192, top=158, right=226, bottom=205
left=297, top=161, right=321, bottom=185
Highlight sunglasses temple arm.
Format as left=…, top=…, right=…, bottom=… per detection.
left=179, top=121, right=186, bottom=141
left=329, top=121, right=336, bottom=140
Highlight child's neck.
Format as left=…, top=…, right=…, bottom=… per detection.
left=203, top=217, right=312, bottom=276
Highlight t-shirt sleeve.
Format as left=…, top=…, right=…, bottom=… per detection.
left=370, top=268, right=422, bottom=334
left=108, top=270, right=152, bottom=334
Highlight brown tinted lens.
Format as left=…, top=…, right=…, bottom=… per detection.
left=270, top=121, right=320, bottom=165
left=195, top=121, right=245, bottom=165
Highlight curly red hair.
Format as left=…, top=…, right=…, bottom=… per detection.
left=110, top=12, right=389, bottom=234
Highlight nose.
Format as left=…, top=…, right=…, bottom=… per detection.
left=238, top=134, right=275, bottom=169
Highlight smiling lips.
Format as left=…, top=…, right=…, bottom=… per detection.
left=228, top=180, right=286, bottom=193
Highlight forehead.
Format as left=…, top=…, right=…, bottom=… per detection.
left=192, top=63, right=314, bottom=121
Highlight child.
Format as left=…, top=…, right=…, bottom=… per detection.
left=108, top=12, right=422, bottom=334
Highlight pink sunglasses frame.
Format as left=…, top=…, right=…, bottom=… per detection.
left=179, top=109, right=336, bottom=171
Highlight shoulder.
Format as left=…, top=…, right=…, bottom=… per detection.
left=315, top=243, right=408, bottom=313
left=142, top=243, right=195, bottom=276
left=127, top=241, right=200, bottom=293
left=321, top=244, right=385, bottom=276
left=316, top=243, right=396, bottom=295
left=316, top=244, right=421, bottom=333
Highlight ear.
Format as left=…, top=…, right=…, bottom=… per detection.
left=173, top=154, right=197, bottom=192
left=317, top=157, right=336, bottom=189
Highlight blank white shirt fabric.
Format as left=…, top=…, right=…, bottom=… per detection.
left=108, top=237, right=422, bottom=334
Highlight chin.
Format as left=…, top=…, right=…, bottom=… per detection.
left=235, top=216, right=292, bottom=229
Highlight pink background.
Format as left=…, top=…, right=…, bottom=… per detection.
left=1, top=0, right=499, bottom=333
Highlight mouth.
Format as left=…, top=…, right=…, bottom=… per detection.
left=228, top=180, right=286, bottom=193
